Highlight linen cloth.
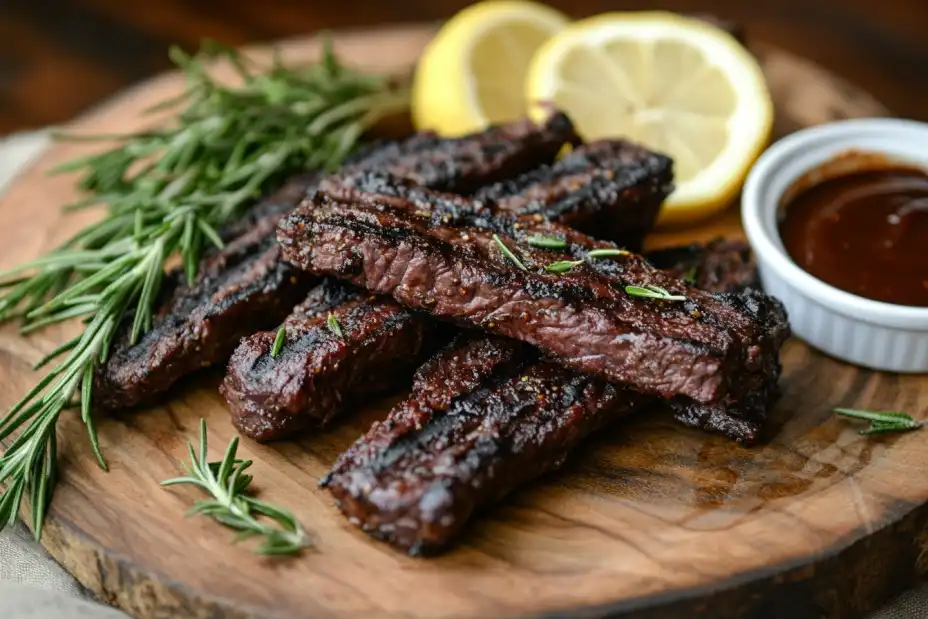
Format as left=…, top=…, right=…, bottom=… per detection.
left=0, top=130, right=924, bottom=619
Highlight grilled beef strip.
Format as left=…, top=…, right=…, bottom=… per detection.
left=95, top=178, right=318, bottom=410
left=321, top=247, right=758, bottom=554
left=277, top=191, right=789, bottom=418
left=321, top=112, right=579, bottom=196
left=645, top=239, right=758, bottom=292
left=326, top=354, right=647, bottom=556
left=225, top=139, right=671, bottom=441
left=643, top=240, right=778, bottom=440
left=474, top=140, right=672, bottom=250
left=322, top=244, right=761, bottom=555
left=224, top=279, right=438, bottom=442
left=96, top=115, right=578, bottom=410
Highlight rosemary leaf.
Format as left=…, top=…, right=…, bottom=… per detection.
left=587, top=248, right=630, bottom=259
left=545, top=260, right=584, bottom=274
left=525, top=235, right=566, bottom=249
left=834, top=408, right=923, bottom=435
left=625, top=284, right=687, bottom=302
left=682, top=267, right=698, bottom=285
left=270, top=327, right=286, bottom=358
left=327, top=313, right=344, bottom=338
left=492, top=234, right=527, bottom=271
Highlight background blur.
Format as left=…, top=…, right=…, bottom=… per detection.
left=1, top=0, right=926, bottom=134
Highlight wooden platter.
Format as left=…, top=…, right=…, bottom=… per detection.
left=2, top=22, right=924, bottom=619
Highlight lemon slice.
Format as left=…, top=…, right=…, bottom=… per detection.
left=526, top=12, right=773, bottom=225
left=412, top=0, right=569, bottom=137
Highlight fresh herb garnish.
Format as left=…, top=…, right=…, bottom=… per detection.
left=545, top=260, right=584, bottom=274
left=162, top=419, right=308, bottom=555
left=624, top=284, right=687, bottom=302
left=327, top=313, right=343, bottom=338
left=0, top=40, right=409, bottom=541
left=834, top=408, right=923, bottom=435
left=544, top=246, right=629, bottom=274
left=682, top=266, right=698, bottom=285
left=492, top=234, right=527, bottom=271
left=587, top=248, right=630, bottom=258
left=270, top=327, right=286, bottom=358
left=526, top=235, right=567, bottom=249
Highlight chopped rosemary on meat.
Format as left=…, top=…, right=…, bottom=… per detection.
left=682, top=266, right=698, bottom=285
left=162, top=419, right=308, bottom=555
left=327, top=313, right=344, bottom=338
left=492, top=234, right=528, bottom=271
left=834, top=408, right=923, bottom=435
left=525, top=234, right=567, bottom=249
left=0, top=40, right=410, bottom=541
left=545, top=246, right=629, bottom=274
left=587, top=248, right=630, bottom=258
left=624, top=284, right=687, bottom=302
left=270, top=327, right=286, bottom=358
left=545, top=259, right=584, bottom=274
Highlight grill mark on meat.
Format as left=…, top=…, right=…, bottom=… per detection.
left=95, top=180, right=319, bottom=410
left=279, top=194, right=787, bottom=406
left=321, top=242, right=764, bottom=555
left=222, top=279, right=431, bottom=442
left=646, top=239, right=758, bottom=292
left=227, top=139, right=671, bottom=440
left=411, top=333, right=528, bottom=411
left=323, top=356, right=647, bottom=556
left=475, top=140, right=673, bottom=250
left=97, top=115, right=575, bottom=410
left=322, top=112, right=580, bottom=196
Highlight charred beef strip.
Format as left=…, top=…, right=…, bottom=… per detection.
left=96, top=115, right=576, bottom=410
left=645, top=238, right=758, bottom=292
left=95, top=180, right=318, bottom=410
left=410, top=333, right=526, bottom=411
left=321, top=112, right=579, bottom=196
left=322, top=140, right=672, bottom=251
left=223, top=279, right=435, bottom=441
left=226, top=139, right=671, bottom=441
left=475, top=140, right=672, bottom=250
left=324, top=355, right=647, bottom=555
left=322, top=245, right=761, bottom=555
left=644, top=239, right=776, bottom=440
left=278, top=193, right=788, bottom=415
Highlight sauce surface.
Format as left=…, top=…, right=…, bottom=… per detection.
left=779, top=165, right=928, bottom=307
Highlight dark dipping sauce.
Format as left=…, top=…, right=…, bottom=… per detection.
left=780, top=162, right=928, bottom=307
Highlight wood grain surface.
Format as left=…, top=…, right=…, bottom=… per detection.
left=2, top=23, right=926, bottom=619
left=0, top=0, right=927, bottom=135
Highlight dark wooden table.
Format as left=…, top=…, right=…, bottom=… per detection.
left=1, top=0, right=926, bottom=135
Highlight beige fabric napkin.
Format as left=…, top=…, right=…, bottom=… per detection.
left=0, top=130, right=924, bottom=619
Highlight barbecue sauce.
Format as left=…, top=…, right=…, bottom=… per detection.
left=779, top=159, right=928, bottom=307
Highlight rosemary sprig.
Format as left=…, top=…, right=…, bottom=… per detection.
left=162, top=419, right=308, bottom=555
left=526, top=235, right=566, bottom=249
left=625, top=284, right=687, bottom=302
left=270, top=327, right=286, bottom=358
left=545, top=259, right=584, bottom=274
left=834, top=408, right=924, bottom=435
left=327, top=313, right=343, bottom=338
left=544, top=247, right=629, bottom=274
left=587, top=248, right=630, bottom=258
left=492, top=234, right=527, bottom=271
left=0, top=40, right=409, bottom=541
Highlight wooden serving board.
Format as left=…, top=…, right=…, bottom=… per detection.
left=1, top=23, right=924, bottom=619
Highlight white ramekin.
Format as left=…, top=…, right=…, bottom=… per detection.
left=742, top=118, right=928, bottom=373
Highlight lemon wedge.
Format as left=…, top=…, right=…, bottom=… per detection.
left=412, top=0, right=569, bottom=137
left=526, top=12, right=773, bottom=225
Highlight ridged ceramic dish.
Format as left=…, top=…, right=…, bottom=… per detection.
left=742, top=118, right=928, bottom=373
